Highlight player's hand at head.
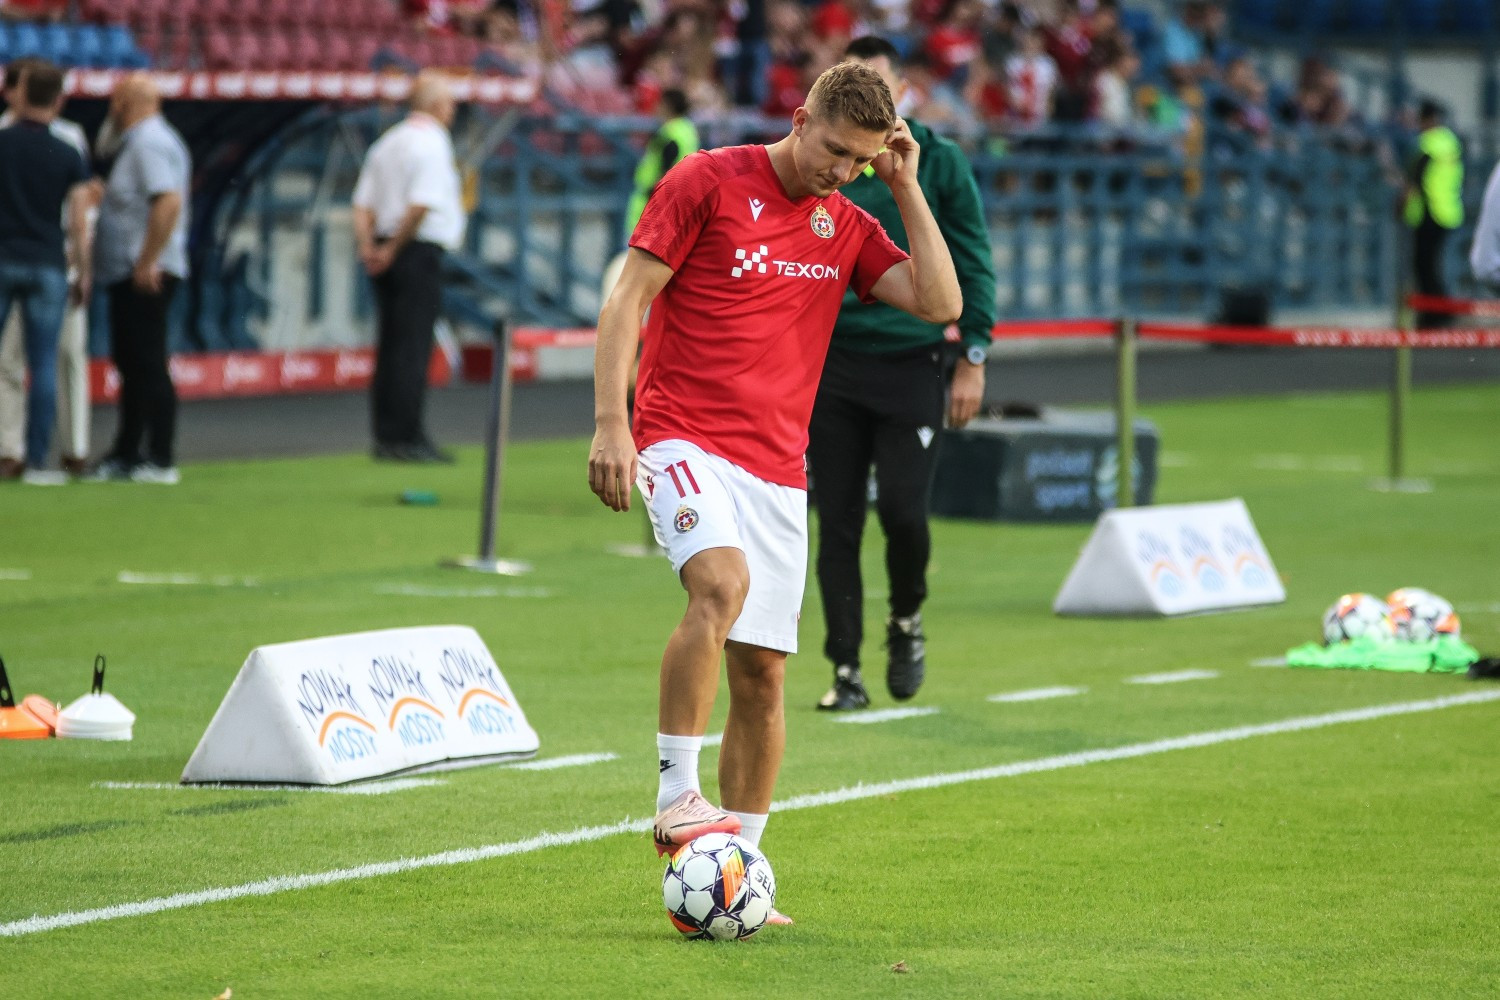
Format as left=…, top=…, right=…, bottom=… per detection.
left=871, top=118, right=920, bottom=189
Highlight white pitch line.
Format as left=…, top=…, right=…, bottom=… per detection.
left=1456, top=602, right=1500, bottom=615
left=1127, top=669, right=1220, bottom=685
left=0, top=568, right=31, bottom=581
left=1249, top=657, right=1287, bottom=668
left=988, top=686, right=1087, bottom=703
left=701, top=732, right=723, bottom=748
left=117, top=572, right=259, bottom=588
left=95, top=779, right=446, bottom=796
left=373, top=584, right=552, bottom=599
left=827, top=706, right=940, bottom=725
left=10, top=690, right=1499, bottom=939
left=505, top=753, right=618, bottom=771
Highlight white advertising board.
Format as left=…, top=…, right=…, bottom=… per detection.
left=182, top=625, right=539, bottom=785
left=1053, top=498, right=1285, bottom=616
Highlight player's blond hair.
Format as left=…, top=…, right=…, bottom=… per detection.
left=806, top=61, right=895, bottom=133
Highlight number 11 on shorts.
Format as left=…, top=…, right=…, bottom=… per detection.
left=665, top=460, right=700, bottom=498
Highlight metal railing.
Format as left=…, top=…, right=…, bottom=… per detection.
left=182, top=110, right=1443, bottom=352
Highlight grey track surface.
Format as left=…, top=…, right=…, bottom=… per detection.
left=99, top=346, right=1500, bottom=463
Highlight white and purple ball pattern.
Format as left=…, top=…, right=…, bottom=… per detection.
left=1386, top=587, right=1461, bottom=642
left=1321, top=593, right=1396, bottom=645
left=662, top=832, right=776, bottom=941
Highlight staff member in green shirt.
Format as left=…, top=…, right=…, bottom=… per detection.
left=1405, top=100, right=1464, bottom=329
left=623, top=89, right=699, bottom=241
left=811, top=36, right=998, bottom=711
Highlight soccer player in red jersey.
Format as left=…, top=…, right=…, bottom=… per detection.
left=588, top=61, right=962, bottom=915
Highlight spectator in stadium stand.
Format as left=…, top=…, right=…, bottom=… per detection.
left=1005, top=25, right=1059, bottom=127
left=1160, top=0, right=1224, bottom=86
left=86, top=73, right=190, bottom=485
left=352, top=71, right=464, bottom=464
left=1091, top=36, right=1140, bottom=130
left=1207, top=54, right=1271, bottom=151
left=588, top=61, right=960, bottom=908
left=1043, top=0, right=1095, bottom=122
left=0, top=60, right=92, bottom=487
left=1468, top=159, right=1500, bottom=289
left=808, top=36, right=996, bottom=712
left=0, top=58, right=96, bottom=483
left=1404, top=100, right=1464, bottom=329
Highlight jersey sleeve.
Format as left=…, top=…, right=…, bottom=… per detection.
left=629, top=151, right=718, bottom=270
left=848, top=213, right=909, bottom=303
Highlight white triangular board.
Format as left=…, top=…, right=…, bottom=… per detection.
left=1054, top=498, right=1285, bottom=617
left=182, top=625, right=539, bottom=784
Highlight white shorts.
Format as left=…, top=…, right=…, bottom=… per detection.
left=636, top=439, right=807, bottom=653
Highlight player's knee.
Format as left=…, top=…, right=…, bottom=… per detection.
left=685, top=567, right=749, bottom=629
left=729, top=649, right=785, bottom=703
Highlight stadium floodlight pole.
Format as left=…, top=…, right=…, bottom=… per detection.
left=1114, top=315, right=1138, bottom=510
left=444, top=320, right=532, bottom=575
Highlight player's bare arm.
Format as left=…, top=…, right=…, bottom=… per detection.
left=868, top=120, right=963, bottom=324
left=590, top=247, right=673, bottom=512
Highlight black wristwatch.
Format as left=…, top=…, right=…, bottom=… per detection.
left=964, top=344, right=988, bottom=366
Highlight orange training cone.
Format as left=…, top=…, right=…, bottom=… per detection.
left=0, top=657, right=52, bottom=740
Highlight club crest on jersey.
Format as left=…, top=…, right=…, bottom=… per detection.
left=674, top=505, right=699, bottom=533
left=810, top=204, right=835, bottom=239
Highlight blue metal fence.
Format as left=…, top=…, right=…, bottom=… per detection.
left=183, top=109, right=1448, bottom=353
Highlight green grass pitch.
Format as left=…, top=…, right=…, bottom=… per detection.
left=2, top=382, right=1498, bottom=998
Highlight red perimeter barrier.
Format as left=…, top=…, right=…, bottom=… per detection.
left=990, top=319, right=1116, bottom=339
left=1405, top=293, right=1500, bottom=318
left=1137, top=322, right=1500, bottom=349
left=87, top=346, right=452, bottom=403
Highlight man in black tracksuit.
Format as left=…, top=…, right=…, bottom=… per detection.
left=811, top=36, right=998, bottom=711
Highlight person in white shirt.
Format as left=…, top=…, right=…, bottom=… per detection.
left=351, top=71, right=465, bottom=464
left=0, top=58, right=96, bottom=481
left=1469, top=160, right=1500, bottom=289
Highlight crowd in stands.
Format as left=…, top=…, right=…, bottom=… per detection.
left=0, top=0, right=1415, bottom=151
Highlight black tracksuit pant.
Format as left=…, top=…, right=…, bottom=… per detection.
left=808, top=344, right=950, bottom=669
left=107, top=275, right=180, bottom=467
left=371, top=240, right=443, bottom=447
left=1413, top=216, right=1452, bottom=329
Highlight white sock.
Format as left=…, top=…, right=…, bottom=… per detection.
left=728, top=810, right=768, bottom=847
left=656, top=733, right=702, bottom=813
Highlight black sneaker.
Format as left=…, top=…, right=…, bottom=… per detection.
left=816, top=664, right=870, bottom=711
left=885, top=614, right=926, bottom=701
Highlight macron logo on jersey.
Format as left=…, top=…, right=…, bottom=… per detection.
left=730, top=244, right=842, bottom=281
left=748, top=197, right=765, bottom=221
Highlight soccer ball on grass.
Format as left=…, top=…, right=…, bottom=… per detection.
left=1385, top=587, right=1460, bottom=642
left=662, top=832, right=776, bottom=941
left=1321, top=593, right=1396, bottom=645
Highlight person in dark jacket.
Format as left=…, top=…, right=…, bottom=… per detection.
left=811, top=35, right=998, bottom=711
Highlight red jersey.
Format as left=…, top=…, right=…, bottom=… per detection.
left=629, top=144, right=908, bottom=488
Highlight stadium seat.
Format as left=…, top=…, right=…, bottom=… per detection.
left=8, top=22, right=44, bottom=60
left=1452, top=0, right=1493, bottom=31
left=319, top=31, right=356, bottom=71
left=203, top=28, right=264, bottom=70
left=101, top=25, right=151, bottom=69
left=260, top=29, right=294, bottom=69
left=79, top=0, right=127, bottom=25
left=36, top=23, right=73, bottom=65
left=70, top=23, right=108, bottom=67
left=351, top=34, right=382, bottom=71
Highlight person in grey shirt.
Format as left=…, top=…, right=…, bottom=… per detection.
left=88, top=72, right=191, bottom=485
left=1469, top=160, right=1500, bottom=289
